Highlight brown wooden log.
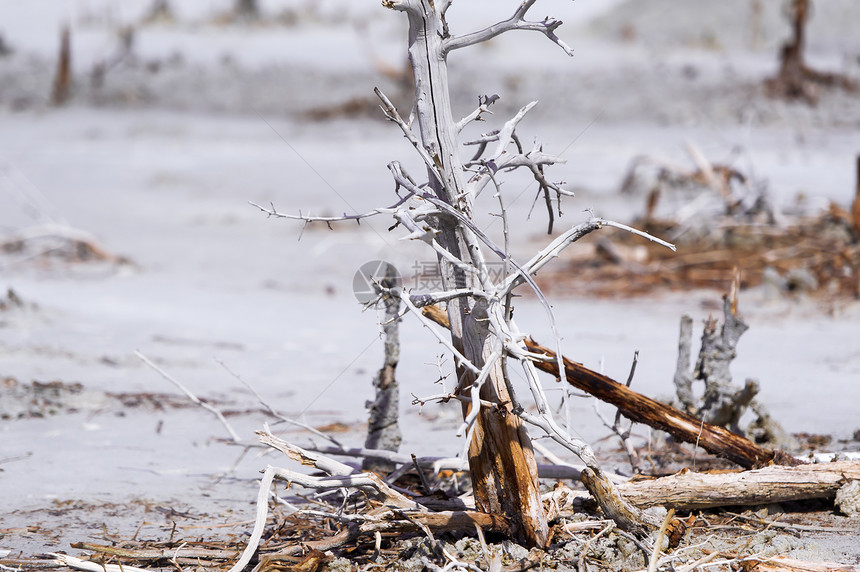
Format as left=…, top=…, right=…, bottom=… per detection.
left=741, top=556, right=859, bottom=572
left=421, top=304, right=788, bottom=469
left=550, top=461, right=860, bottom=511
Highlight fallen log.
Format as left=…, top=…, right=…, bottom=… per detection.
left=741, top=556, right=859, bottom=572
left=547, top=460, right=860, bottom=512
left=421, top=304, right=787, bottom=469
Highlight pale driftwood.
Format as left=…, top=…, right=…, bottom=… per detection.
left=647, top=509, right=675, bottom=572
left=689, top=277, right=758, bottom=432
left=229, top=433, right=514, bottom=571
left=52, top=554, right=149, bottom=572
left=256, top=429, right=354, bottom=477
left=228, top=465, right=276, bottom=572
left=674, top=277, right=789, bottom=446
left=301, top=442, right=611, bottom=482
left=579, top=468, right=662, bottom=534
left=549, top=461, right=860, bottom=512
left=136, top=350, right=242, bottom=442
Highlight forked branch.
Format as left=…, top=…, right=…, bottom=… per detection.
left=443, top=1, right=574, bottom=56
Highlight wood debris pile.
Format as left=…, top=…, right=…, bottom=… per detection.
left=537, top=156, right=860, bottom=300
left=0, top=225, right=133, bottom=269
left=21, top=451, right=859, bottom=572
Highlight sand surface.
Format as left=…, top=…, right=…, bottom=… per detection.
left=1, top=0, right=859, bottom=564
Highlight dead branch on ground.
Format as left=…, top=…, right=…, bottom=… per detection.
left=227, top=429, right=511, bottom=572
left=420, top=304, right=788, bottom=470
left=547, top=460, right=860, bottom=512
left=0, top=225, right=132, bottom=268
left=540, top=148, right=860, bottom=300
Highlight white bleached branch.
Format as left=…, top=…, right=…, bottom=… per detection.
left=455, top=94, right=498, bottom=133
left=257, top=429, right=354, bottom=477
left=374, top=87, right=446, bottom=189
left=456, top=348, right=503, bottom=438
left=443, top=1, right=574, bottom=56
left=411, top=391, right=498, bottom=413
left=484, top=101, right=538, bottom=163
left=135, top=350, right=242, bottom=443
left=496, top=216, right=676, bottom=296
left=598, top=218, right=677, bottom=251
left=226, top=465, right=277, bottom=572
left=52, top=555, right=150, bottom=572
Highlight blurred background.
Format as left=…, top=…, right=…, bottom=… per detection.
left=1, top=0, right=860, bottom=545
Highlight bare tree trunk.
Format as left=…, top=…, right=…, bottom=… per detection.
left=51, top=25, right=72, bottom=106
left=765, top=0, right=858, bottom=103
left=395, top=3, right=549, bottom=547
left=363, top=266, right=402, bottom=473
left=235, top=0, right=259, bottom=18
left=688, top=293, right=757, bottom=432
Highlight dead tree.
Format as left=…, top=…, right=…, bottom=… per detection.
left=50, top=25, right=72, bottom=106
left=254, top=0, right=677, bottom=546
left=675, top=287, right=757, bottom=434
left=362, top=264, right=402, bottom=474
left=674, top=276, right=789, bottom=446
left=234, top=0, right=259, bottom=20
left=765, top=0, right=858, bottom=104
